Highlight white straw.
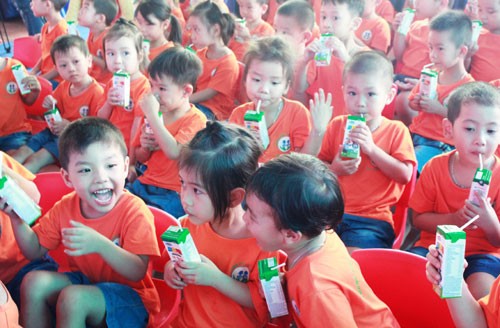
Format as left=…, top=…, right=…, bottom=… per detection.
left=460, top=215, right=479, bottom=231
left=52, top=100, right=55, bottom=111
left=270, top=262, right=286, bottom=271
left=479, top=153, right=483, bottom=170
left=256, top=99, right=262, bottom=114
left=176, top=214, right=188, bottom=228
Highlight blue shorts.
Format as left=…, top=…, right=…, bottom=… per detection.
left=27, top=128, right=59, bottom=159
left=64, top=272, right=149, bottom=328
left=0, top=131, right=31, bottom=152
left=127, top=179, right=185, bottom=218
left=412, top=134, right=454, bottom=173
left=194, top=103, right=216, bottom=120
left=335, top=214, right=395, bottom=248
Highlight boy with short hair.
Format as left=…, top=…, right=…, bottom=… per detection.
left=355, top=0, right=391, bottom=53
left=408, top=10, right=475, bottom=172
left=30, top=0, right=68, bottom=83
left=244, top=152, right=401, bottom=327
left=13, top=35, right=104, bottom=174
left=128, top=46, right=207, bottom=218
left=412, top=81, right=500, bottom=300
left=318, top=51, right=416, bottom=253
left=293, top=0, right=366, bottom=115
left=77, top=0, right=118, bottom=84
left=10, top=117, right=160, bottom=327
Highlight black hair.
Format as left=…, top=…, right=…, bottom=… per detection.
left=343, top=51, right=393, bottom=88
left=276, top=0, right=315, bottom=31
left=148, top=45, right=202, bottom=87
left=103, top=18, right=145, bottom=68
left=91, top=0, right=118, bottom=26
left=322, top=0, right=364, bottom=18
left=190, top=1, right=235, bottom=45
left=447, top=82, right=500, bottom=124
left=430, top=10, right=472, bottom=47
left=51, top=0, right=68, bottom=11
left=135, top=0, right=183, bottom=44
left=50, top=34, right=89, bottom=64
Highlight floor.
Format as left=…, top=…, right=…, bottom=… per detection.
left=1, top=17, right=29, bottom=42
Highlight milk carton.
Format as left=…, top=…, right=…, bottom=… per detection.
left=398, top=8, right=416, bottom=35
left=11, top=64, right=30, bottom=95
left=142, top=39, right=151, bottom=55
left=471, top=20, right=483, bottom=45
left=0, top=175, right=41, bottom=225
left=144, top=111, right=163, bottom=135
left=67, top=21, right=78, bottom=35
left=161, top=226, right=201, bottom=263
left=314, top=33, right=334, bottom=66
left=43, top=107, right=62, bottom=130
left=258, top=257, right=289, bottom=318
left=419, top=67, right=438, bottom=99
left=341, top=115, right=365, bottom=158
left=434, top=225, right=466, bottom=298
left=468, top=167, right=491, bottom=206
left=112, top=71, right=130, bottom=108
left=244, top=110, right=270, bottom=149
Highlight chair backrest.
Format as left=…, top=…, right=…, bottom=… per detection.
left=235, top=61, right=249, bottom=106
left=381, top=83, right=399, bottom=119
left=392, top=164, right=417, bottom=249
left=34, top=172, right=73, bottom=216
left=13, top=36, right=41, bottom=69
left=147, top=206, right=180, bottom=274
left=24, top=76, right=53, bottom=117
left=351, top=248, right=455, bottom=328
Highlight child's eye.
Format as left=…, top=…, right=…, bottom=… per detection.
left=78, top=168, right=91, bottom=173
left=348, top=91, right=356, bottom=96
left=159, top=87, right=166, bottom=92
left=465, top=127, right=475, bottom=132
left=193, top=188, right=202, bottom=195
left=272, top=81, right=281, bottom=86
left=487, top=129, right=497, bottom=135
left=180, top=179, right=185, bottom=186
left=107, top=164, right=117, bottom=169
left=368, top=92, right=376, bottom=97
left=252, top=77, right=261, bottom=82
left=123, top=51, right=130, bottom=56
left=334, top=16, right=339, bottom=20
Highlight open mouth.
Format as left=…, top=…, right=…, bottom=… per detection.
left=92, top=189, right=113, bottom=205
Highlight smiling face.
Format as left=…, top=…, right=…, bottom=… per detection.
left=54, top=47, right=92, bottom=85
left=245, top=59, right=289, bottom=110
left=237, top=0, right=267, bottom=25
left=179, top=167, right=215, bottom=225
left=62, top=141, right=129, bottom=219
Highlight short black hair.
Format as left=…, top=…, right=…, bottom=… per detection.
left=51, top=0, right=68, bottom=12
left=59, top=117, right=127, bottom=170
left=276, top=0, right=315, bottom=31
left=190, top=1, right=235, bottom=46
left=430, top=10, right=472, bottom=47
left=447, top=82, right=500, bottom=124
left=246, top=153, right=344, bottom=238
left=343, top=51, right=393, bottom=89
left=148, top=46, right=202, bottom=88
left=50, top=34, right=89, bottom=65
left=91, top=0, right=118, bottom=26
left=322, top=0, right=364, bottom=18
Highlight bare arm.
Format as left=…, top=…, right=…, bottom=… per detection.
left=9, top=218, right=48, bottom=260
left=413, top=211, right=462, bottom=233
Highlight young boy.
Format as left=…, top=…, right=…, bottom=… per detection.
left=128, top=46, right=207, bottom=218
left=293, top=0, right=366, bottom=115
left=10, top=117, right=160, bottom=327
left=244, top=152, right=400, bottom=327
left=318, top=51, right=416, bottom=253
left=411, top=81, right=500, bottom=300
left=408, top=10, right=475, bottom=172
left=77, top=0, right=118, bottom=84
left=30, top=0, right=68, bottom=83
left=392, top=0, right=449, bottom=125
left=13, top=35, right=104, bottom=173
left=355, top=0, right=391, bottom=53
left=229, top=0, right=275, bottom=61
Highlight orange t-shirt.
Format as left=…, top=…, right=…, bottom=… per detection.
left=265, top=0, right=279, bottom=25
left=470, top=30, right=500, bottom=82
left=356, top=16, right=391, bottom=53
left=148, top=41, right=175, bottom=62
left=229, top=21, right=275, bottom=61
left=100, top=75, right=151, bottom=148
left=480, top=275, right=500, bottom=328
left=409, top=73, right=475, bottom=144
left=134, top=106, right=207, bottom=192
left=409, top=151, right=500, bottom=256
left=318, top=116, right=416, bottom=225
left=0, top=152, right=36, bottom=283
left=33, top=191, right=160, bottom=315
left=53, top=79, right=104, bottom=121
left=171, top=218, right=275, bottom=328
left=286, top=232, right=400, bottom=328
left=87, top=29, right=113, bottom=85
left=376, top=0, right=395, bottom=24
left=397, top=19, right=430, bottom=78
left=0, top=58, right=31, bottom=136
left=229, top=98, right=311, bottom=163
left=40, top=20, right=68, bottom=79
left=196, top=48, right=239, bottom=120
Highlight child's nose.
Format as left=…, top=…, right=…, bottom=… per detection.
left=93, top=168, right=108, bottom=183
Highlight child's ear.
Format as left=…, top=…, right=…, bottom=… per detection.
left=261, top=4, right=269, bottom=15
left=459, top=44, right=469, bottom=58
left=182, top=84, right=194, bottom=98
left=302, top=30, right=313, bottom=45
left=124, top=156, right=130, bottom=175
left=280, top=229, right=302, bottom=245
left=96, top=13, right=106, bottom=25
left=351, top=17, right=362, bottom=31
left=60, top=168, right=73, bottom=189
left=385, top=83, right=397, bottom=105
left=229, top=187, right=246, bottom=208
left=442, top=118, right=454, bottom=140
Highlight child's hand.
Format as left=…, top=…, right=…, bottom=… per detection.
left=62, top=220, right=109, bottom=256
left=304, top=38, right=321, bottom=62
left=127, top=165, right=137, bottom=184
left=425, top=244, right=442, bottom=285
left=394, top=77, right=418, bottom=91
left=234, top=23, right=251, bottom=41
left=309, top=88, right=333, bottom=133
left=329, top=36, right=350, bottom=62
left=42, top=95, right=57, bottom=110
left=140, top=127, right=159, bottom=151
left=349, top=124, right=376, bottom=156
left=139, top=92, right=160, bottom=119
left=330, top=150, right=361, bottom=176
left=409, top=94, right=422, bottom=111
left=21, top=75, right=41, bottom=93
left=392, top=12, right=404, bottom=32
left=419, top=96, right=445, bottom=115
left=0, top=197, right=19, bottom=221
left=107, top=87, right=124, bottom=106
left=176, top=255, right=222, bottom=287
left=51, top=118, right=70, bottom=136
left=164, top=261, right=187, bottom=289
left=463, top=195, right=497, bottom=230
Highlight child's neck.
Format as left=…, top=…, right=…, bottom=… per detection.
left=206, top=41, right=229, bottom=59
left=210, top=205, right=251, bottom=239
left=438, top=61, right=467, bottom=85
left=45, top=12, right=63, bottom=28
left=363, top=11, right=377, bottom=20
left=366, top=116, right=382, bottom=132
left=286, top=231, right=326, bottom=269
left=162, top=101, right=192, bottom=123
left=89, top=23, right=106, bottom=38
left=69, top=75, right=93, bottom=96
left=150, top=37, right=169, bottom=49
left=130, top=70, right=145, bottom=81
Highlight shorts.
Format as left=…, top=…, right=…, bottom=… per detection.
left=127, top=179, right=185, bottom=218
left=63, top=272, right=149, bottom=328
left=412, top=134, right=454, bottom=173
left=26, top=128, right=59, bottom=159
left=0, top=131, right=31, bottom=152
left=335, top=214, right=395, bottom=248
left=194, top=103, right=217, bottom=120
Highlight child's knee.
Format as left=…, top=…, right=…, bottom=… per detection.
left=21, top=271, right=53, bottom=300
left=56, top=285, right=83, bottom=315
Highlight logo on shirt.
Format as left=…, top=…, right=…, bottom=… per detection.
left=6, top=81, right=18, bottom=95
left=277, top=136, right=291, bottom=153
left=231, top=266, right=250, bottom=283
left=291, top=300, right=300, bottom=317
left=79, top=106, right=89, bottom=117
left=361, top=30, right=372, bottom=41
left=211, top=68, right=217, bottom=77
left=124, top=99, right=134, bottom=112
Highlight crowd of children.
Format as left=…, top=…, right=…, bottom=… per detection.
left=2, top=0, right=500, bottom=326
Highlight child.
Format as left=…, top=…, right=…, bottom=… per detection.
left=134, top=0, right=183, bottom=68
left=392, top=0, right=449, bottom=125
left=77, top=0, right=118, bottom=84
left=229, top=36, right=333, bottom=163
left=128, top=46, right=207, bottom=218
left=187, top=1, right=239, bottom=120
left=10, top=117, right=160, bottom=327
left=244, top=152, right=401, bottom=327
left=163, top=122, right=276, bottom=327
left=13, top=35, right=103, bottom=173
left=410, top=81, right=500, bottom=300
left=0, top=58, right=39, bottom=154
left=228, top=0, right=275, bottom=61
left=408, top=10, right=475, bottom=172
left=355, top=0, right=391, bottom=53
left=293, top=0, right=366, bottom=115
left=30, top=0, right=68, bottom=83
left=97, top=18, right=150, bottom=180
left=318, top=51, right=416, bottom=253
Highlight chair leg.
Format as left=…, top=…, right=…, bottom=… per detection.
left=0, top=5, right=12, bottom=53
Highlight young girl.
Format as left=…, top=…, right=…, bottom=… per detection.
left=134, top=0, right=183, bottom=68
left=187, top=1, right=239, bottom=120
left=229, top=36, right=333, bottom=163
left=97, top=19, right=150, bottom=180
left=163, top=122, right=277, bottom=327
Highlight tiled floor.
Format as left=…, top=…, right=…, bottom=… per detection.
left=1, top=17, right=29, bottom=43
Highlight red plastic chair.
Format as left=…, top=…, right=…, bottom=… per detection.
left=13, top=36, right=42, bottom=69
left=351, top=248, right=455, bottom=328
left=381, top=83, right=398, bottom=119
left=392, top=164, right=417, bottom=249
left=24, top=76, right=53, bottom=134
